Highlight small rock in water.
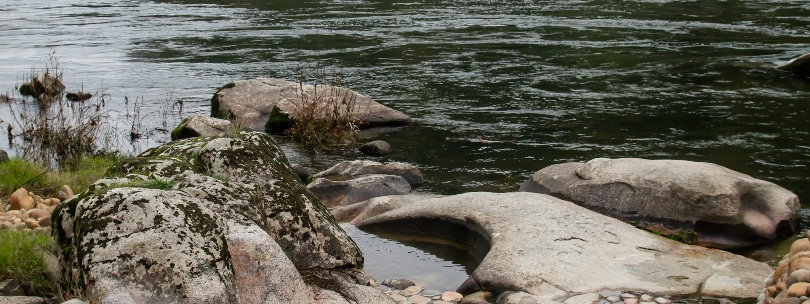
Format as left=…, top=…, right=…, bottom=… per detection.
left=375, top=285, right=392, bottom=294
left=382, top=278, right=416, bottom=290
left=640, top=295, right=653, bottom=302
left=564, top=293, right=602, bottom=304
left=621, top=294, right=637, bottom=299
left=291, top=164, right=310, bottom=183
left=390, top=294, right=406, bottom=302
left=359, top=140, right=392, bottom=156
left=624, top=298, right=639, bottom=304
left=441, top=291, right=463, bottom=302
left=408, top=295, right=431, bottom=304
left=65, top=91, right=92, bottom=101
left=607, top=296, right=622, bottom=303
left=401, top=285, right=424, bottom=297
left=421, top=289, right=441, bottom=297
left=654, top=297, right=671, bottom=304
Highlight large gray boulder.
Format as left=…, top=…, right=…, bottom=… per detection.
left=211, top=78, right=410, bottom=131
left=312, top=160, right=424, bottom=186
left=357, top=192, right=773, bottom=300
left=52, top=131, right=392, bottom=304
left=170, top=114, right=231, bottom=140
left=520, top=158, right=800, bottom=249
left=776, top=53, right=810, bottom=77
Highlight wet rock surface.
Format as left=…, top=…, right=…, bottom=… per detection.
left=359, top=140, right=393, bottom=156
left=776, top=53, right=810, bottom=77
left=170, top=114, right=232, bottom=140
left=51, top=131, right=392, bottom=304
left=520, top=158, right=800, bottom=249
left=211, top=78, right=410, bottom=131
left=357, top=192, right=772, bottom=300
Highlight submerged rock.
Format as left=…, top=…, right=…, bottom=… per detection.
left=359, top=140, right=392, bottom=156
left=52, top=131, right=392, bottom=304
left=520, top=158, right=800, bottom=249
left=312, top=160, right=424, bottom=186
left=170, top=114, right=232, bottom=140
left=211, top=78, right=410, bottom=131
left=65, top=91, right=92, bottom=101
left=776, top=53, right=810, bottom=77
left=357, top=192, right=772, bottom=300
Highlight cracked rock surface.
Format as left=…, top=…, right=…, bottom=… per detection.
left=520, top=158, right=800, bottom=249
left=357, top=192, right=772, bottom=300
left=52, top=131, right=392, bottom=304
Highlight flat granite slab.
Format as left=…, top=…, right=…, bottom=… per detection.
left=356, top=192, right=772, bottom=300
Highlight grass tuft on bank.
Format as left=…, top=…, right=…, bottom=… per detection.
left=0, top=155, right=118, bottom=199
left=0, top=228, right=58, bottom=296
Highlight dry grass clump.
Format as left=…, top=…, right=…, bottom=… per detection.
left=286, top=59, right=359, bottom=146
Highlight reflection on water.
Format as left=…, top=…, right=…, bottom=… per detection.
left=1, top=0, right=810, bottom=264
left=341, top=223, right=477, bottom=292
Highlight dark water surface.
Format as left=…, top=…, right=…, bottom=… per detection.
left=2, top=0, right=810, bottom=284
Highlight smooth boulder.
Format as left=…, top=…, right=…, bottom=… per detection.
left=776, top=53, right=810, bottom=77
left=312, top=160, right=424, bottom=185
left=52, top=131, right=392, bottom=304
left=520, top=158, right=800, bottom=249
left=170, top=114, right=232, bottom=140
left=357, top=192, right=772, bottom=300
left=308, top=175, right=411, bottom=207
left=211, top=78, right=410, bottom=131
left=359, top=140, right=392, bottom=156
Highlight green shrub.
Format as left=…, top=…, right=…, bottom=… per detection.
left=0, top=228, right=57, bottom=296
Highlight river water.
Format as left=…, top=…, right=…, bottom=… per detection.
left=2, top=0, right=809, bottom=284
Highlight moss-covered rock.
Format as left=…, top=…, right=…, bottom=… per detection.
left=264, top=106, right=292, bottom=134
left=53, top=131, right=386, bottom=303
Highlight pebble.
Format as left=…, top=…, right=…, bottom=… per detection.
left=621, top=293, right=638, bottom=299
left=401, top=285, right=424, bottom=297
left=9, top=188, right=34, bottom=210
left=640, top=294, right=653, bottom=301
left=640, top=302, right=656, bottom=304
left=461, top=291, right=490, bottom=304
left=442, top=291, right=463, bottom=302
left=382, top=278, right=416, bottom=290
left=24, top=218, right=39, bottom=229
left=8, top=210, right=23, bottom=219
left=654, top=298, right=671, bottom=304
left=624, top=298, right=639, bottom=304
left=607, top=296, right=622, bottom=303
left=37, top=216, right=52, bottom=228
left=409, top=295, right=431, bottom=304
left=27, top=209, right=49, bottom=220
left=59, top=185, right=74, bottom=202
left=421, top=289, right=441, bottom=297
left=390, top=294, right=406, bottom=302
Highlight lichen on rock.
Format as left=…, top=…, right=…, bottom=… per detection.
left=53, top=131, right=386, bottom=303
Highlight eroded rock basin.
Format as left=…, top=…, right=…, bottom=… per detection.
left=341, top=223, right=479, bottom=292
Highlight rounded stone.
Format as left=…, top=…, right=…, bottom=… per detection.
left=408, top=295, right=431, bottom=304
left=359, top=140, right=392, bottom=156
left=401, top=285, right=423, bottom=297
left=621, top=294, right=637, bottom=299
left=640, top=295, right=653, bottom=301
left=24, top=218, right=39, bottom=229
left=382, top=278, right=416, bottom=290
left=38, top=216, right=52, bottom=228
left=59, top=185, right=74, bottom=201
left=48, top=198, right=60, bottom=206
left=27, top=209, right=49, bottom=220
left=375, top=285, right=392, bottom=294
left=655, top=297, right=672, bottom=304
left=7, top=210, right=23, bottom=219
left=390, top=294, right=406, bottom=301
left=607, top=296, right=622, bottom=303
left=624, top=298, right=639, bottom=304
left=441, top=291, right=463, bottom=302
left=788, top=282, right=810, bottom=297
left=9, top=188, right=34, bottom=211
left=421, top=289, right=441, bottom=297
